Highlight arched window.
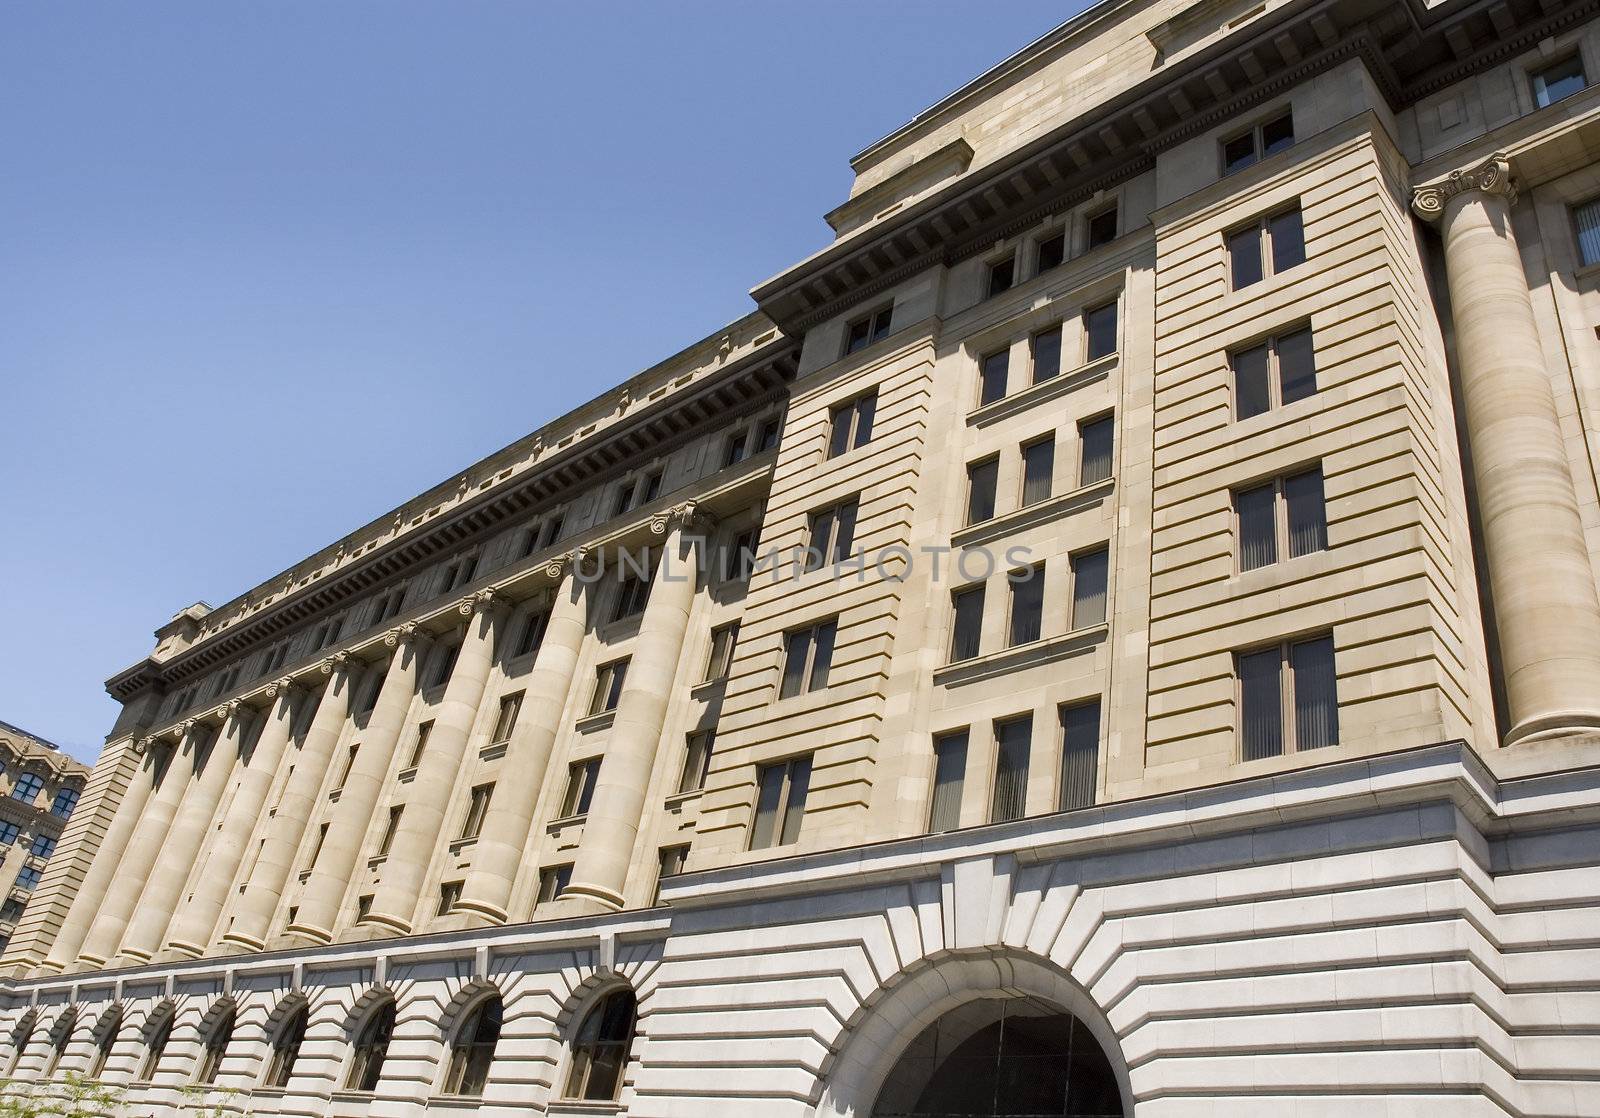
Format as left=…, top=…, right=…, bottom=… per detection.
left=263, top=1002, right=308, bottom=1089
left=87, top=1008, right=121, bottom=1079
left=441, top=993, right=502, bottom=1096
left=194, top=1005, right=234, bottom=1085
left=138, top=1007, right=174, bottom=1082
left=564, top=988, right=636, bottom=1102
left=43, top=1009, right=76, bottom=1076
left=345, top=998, right=395, bottom=1092
left=4, top=1013, right=36, bottom=1077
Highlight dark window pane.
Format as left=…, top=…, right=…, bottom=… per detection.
left=1035, top=231, right=1065, bottom=273
left=1223, top=131, right=1257, bottom=174
left=1236, top=483, right=1278, bottom=571
left=809, top=621, right=837, bottom=691
left=1085, top=302, right=1118, bottom=361
left=967, top=459, right=998, bottom=525
left=779, top=755, right=812, bottom=845
left=979, top=349, right=1009, bottom=406
left=1270, top=208, right=1306, bottom=274
left=990, top=718, right=1031, bottom=823
left=1008, top=568, right=1044, bottom=646
left=833, top=500, right=859, bottom=561
left=1031, top=326, right=1062, bottom=383
left=987, top=256, right=1015, bottom=297
left=1059, top=700, right=1100, bottom=810
left=871, top=307, right=893, bottom=342
left=805, top=508, right=835, bottom=573
left=951, top=587, right=984, bottom=662
left=1261, top=112, right=1295, bottom=156
left=1239, top=648, right=1284, bottom=761
left=928, top=732, right=968, bottom=832
left=1087, top=206, right=1118, bottom=249
left=828, top=406, right=853, bottom=459
left=844, top=318, right=871, bottom=354
left=1576, top=199, right=1600, bottom=267
left=1079, top=415, right=1115, bottom=485
left=1021, top=438, right=1054, bottom=506
left=1534, top=55, right=1587, bottom=107
left=1233, top=343, right=1271, bottom=419
left=1292, top=636, right=1339, bottom=750
left=750, top=762, right=786, bottom=849
left=1229, top=227, right=1263, bottom=289
left=1277, top=327, right=1317, bottom=405
left=1285, top=467, right=1328, bottom=558
left=1070, top=548, right=1109, bottom=629
left=852, top=393, right=876, bottom=448
left=780, top=629, right=811, bottom=699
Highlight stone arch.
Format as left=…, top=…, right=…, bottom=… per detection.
left=41, top=1005, right=78, bottom=1076
left=340, top=984, right=396, bottom=1040
left=260, top=989, right=310, bottom=1039
left=815, top=947, right=1132, bottom=1118
left=4, top=1009, right=36, bottom=1077
left=193, top=993, right=238, bottom=1037
left=437, top=976, right=504, bottom=1041
left=552, top=972, right=640, bottom=1106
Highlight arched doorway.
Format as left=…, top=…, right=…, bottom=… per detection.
left=871, top=995, right=1123, bottom=1118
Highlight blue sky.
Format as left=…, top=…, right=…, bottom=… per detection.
left=1, top=1, right=1085, bottom=762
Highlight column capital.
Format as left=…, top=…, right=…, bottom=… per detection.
left=650, top=499, right=715, bottom=537
left=542, top=545, right=589, bottom=581
left=1412, top=152, right=1517, bottom=222
left=382, top=620, right=430, bottom=649
left=263, top=676, right=301, bottom=700
left=131, top=737, right=154, bottom=757
left=456, top=587, right=507, bottom=618
left=318, top=649, right=355, bottom=676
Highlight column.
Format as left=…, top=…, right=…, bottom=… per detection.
left=221, top=654, right=358, bottom=951
left=116, top=700, right=255, bottom=963
left=162, top=679, right=302, bottom=957
left=563, top=505, right=703, bottom=912
left=456, top=553, right=590, bottom=924
left=363, top=590, right=504, bottom=935
left=75, top=721, right=208, bottom=967
left=1414, top=153, right=1600, bottom=742
left=285, top=626, right=427, bottom=944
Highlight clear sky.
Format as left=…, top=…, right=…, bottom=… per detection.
left=2, top=1, right=1087, bottom=763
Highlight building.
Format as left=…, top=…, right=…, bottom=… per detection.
left=3, top=0, right=1600, bottom=1112
left=0, top=724, right=86, bottom=959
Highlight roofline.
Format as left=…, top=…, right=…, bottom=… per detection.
left=0, top=719, right=64, bottom=754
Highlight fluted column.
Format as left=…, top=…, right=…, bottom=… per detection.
left=286, top=626, right=427, bottom=944
left=457, top=553, right=591, bottom=924
left=364, top=591, right=505, bottom=935
left=163, top=679, right=302, bottom=957
left=564, top=506, right=704, bottom=912
left=222, top=654, right=359, bottom=951
left=1414, top=153, right=1600, bottom=742
left=75, top=721, right=209, bottom=967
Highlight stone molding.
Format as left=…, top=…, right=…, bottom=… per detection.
left=1411, top=152, right=1517, bottom=221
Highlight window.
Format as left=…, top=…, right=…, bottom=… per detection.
left=966, top=458, right=999, bottom=525
left=757, top=417, right=781, bottom=452
left=29, top=834, right=55, bottom=859
left=437, top=880, right=463, bottom=916
left=1021, top=436, right=1055, bottom=506
left=1087, top=206, right=1118, bottom=249
left=804, top=498, right=860, bottom=571
left=928, top=731, right=968, bottom=833
left=1229, top=207, right=1305, bottom=290
left=441, top=994, right=502, bottom=1097
left=1035, top=230, right=1065, bottom=273
left=1236, top=465, right=1327, bottom=571
left=264, top=643, right=289, bottom=674
left=721, top=527, right=760, bottom=583
left=614, top=471, right=662, bottom=517
left=1577, top=197, right=1600, bottom=268
left=560, top=759, right=601, bottom=818
left=371, top=586, right=405, bottom=625
left=541, top=513, right=566, bottom=549
left=705, top=623, right=739, bottom=682
left=1238, top=634, right=1339, bottom=760
left=979, top=348, right=1009, bottom=406
left=429, top=642, right=461, bottom=689
left=1079, top=414, right=1115, bottom=486
left=990, top=717, right=1032, bottom=823
left=1533, top=54, right=1587, bottom=107
left=750, top=754, right=812, bottom=849
left=589, top=659, right=629, bottom=716
left=722, top=429, right=750, bottom=468
left=536, top=863, right=573, bottom=906
left=1222, top=110, right=1294, bottom=174
left=844, top=305, right=894, bottom=354
left=442, top=554, right=478, bottom=593
left=138, top=1009, right=173, bottom=1082
left=0, top=899, right=22, bottom=922
left=11, top=773, right=42, bottom=804
left=376, top=806, right=403, bottom=857
left=1232, top=325, right=1316, bottom=419
left=564, top=989, right=637, bottom=1101
left=460, top=784, right=494, bottom=839
left=336, top=744, right=360, bottom=790
left=0, top=822, right=17, bottom=845
left=828, top=392, right=877, bottom=457
left=407, top=722, right=433, bottom=769
left=1009, top=565, right=1045, bottom=646
left=950, top=585, right=985, bottom=663
left=346, top=999, right=395, bottom=1092
left=263, top=1003, right=307, bottom=1089
left=1031, top=325, right=1062, bottom=383
left=491, top=692, right=524, bottom=745
left=513, top=611, right=548, bottom=659
left=1059, top=700, right=1100, bottom=810
left=50, top=786, right=79, bottom=818
left=613, top=569, right=651, bottom=622
left=678, top=730, right=715, bottom=794
left=88, top=1008, right=121, bottom=1079
left=654, top=845, right=690, bottom=904
left=987, top=255, right=1016, bottom=298
left=1070, top=547, right=1110, bottom=629
left=195, top=1005, right=234, bottom=1085
left=1084, top=301, right=1118, bottom=361
left=779, top=619, right=837, bottom=698
left=15, top=866, right=41, bottom=891
left=43, top=1010, right=74, bottom=1077
left=355, top=673, right=381, bottom=717
left=308, top=823, right=330, bottom=868
left=356, top=894, right=373, bottom=920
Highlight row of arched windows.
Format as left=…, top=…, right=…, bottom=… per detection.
left=3, top=984, right=638, bottom=1102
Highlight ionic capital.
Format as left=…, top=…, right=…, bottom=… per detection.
left=318, top=650, right=354, bottom=676
left=457, top=587, right=506, bottom=617
left=383, top=620, right=427, bottom=649
left=1412, top=153, right=1517, bottom=222
left=264, top=676, right=301, bottom=700
left=542, top=545, right=589, bottom=581
left=650, top=499, right=716, bottom=537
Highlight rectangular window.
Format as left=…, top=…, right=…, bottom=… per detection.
left=779, top=619, right=837, bottom=698
left=1086, top=206, right=1118, bottom=249
left=654, top=845, right=690, bottom=905
left=1070, top=547, right=1109, bottom=629
left=987, top=255, right=1016, bottom=298
left=10, top=774, right=42, bottom=804
left=990, top=717, right=1032, bottom=823
left=1574, top=197, right=1600, bottom=267
left=805, top=498, right=860, bottom=571
left=336, top=744, right=360, bottom=791
left=979, top=348, right=1010, bottom=406
left=641, top=471, right=662, bottom=503
left=1230, top=206, right=1305, bottom=290
left=589, top=659, right=629, bottom=716
left=460, top=783, right=493, bottom=839
left=355, top=675, right=381, bottom=718
left=1236, top=481, right=1279, bottom=571
left=28, top=834, right=55, bottom=859
left=372, top=586, right=405, bottom=625
left=705, top=622, right=739, bottom=682
left=1058, top=700, right=1100, bottom=811
left=536, top=863, right=573, bottom=907
left=1035, top=230, right=1065, bottom=273
left=678, top=729, right=715, bottom=795
left=1021, top=437, right=1055, bottom=506
left=950, top=585, right=985, bottom=663
left=377, top=806, right=403, bottom=857
left=1008, top=565, right=1045, bottom=646
left=721, top=527, right=759, bottom=584
left=437, top=880, right=462, bottom=916
left=309, top=822, right=330, bottom=867
left=1239, top=634, right=1338, bottom=759
left=491, top=692, right=523, bottom=746
left=1222, top=110, right=1294, bottom=174
left=407, top=721, right=433, bottom=770
left=928, top=731, right=969, bottom=833
left=844, top=306, right=894, bottom=354
left=829, top=392, right=878, bottom=458
left=1232, top=326, right=1315, bottom=419
left=1084, top=301, right=1118, bottom=361
left=613, top=569, right=651, bottom=622
left=722, top=430, right=749, bottom=468
left=0, top=823, right=17, bottom=845
left=1078, top=414, right=1115, bottom=486
left=750, top=754, right=813, bottom=849
left=541, top=513, right=565, bottom=548
left=513, top=610, right=549, bottom=660
left=966, top=458, right=999, bottom=525
left=1237, top=466, right=1328, bottom=571
left=1533, top=55, right=1587, bottom=107
left=757, top=417, right=781, bottom=452
left=429, top=642, right=460, bottom=690
left=1269, top=208, right=1306, bottom=274
left=356, top=894, right=373, bottom=919
left=560, top=759, right=601, bottom=818
left=15, top=866, right=41, bottom=891
left=1031, top=326, right=1063, bottom=383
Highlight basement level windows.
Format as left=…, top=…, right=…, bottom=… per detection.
left=1222, top=110, right=1294, bottom=175
left=1532, top=54, right=1587, bottom=108
left=844, top=305, right=893, bottom=354
left=1229, top=206, right=1305, bottom=290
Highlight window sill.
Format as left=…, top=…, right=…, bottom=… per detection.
left=449, top=836, right=479, bottom=854
left=968, top=352, right=1116, bottom=428
left=688, top=676, right=727, bottom=700
left=547, top=1100, right=624, bottom=1116
left=600, top=614, right=644, bottom=641
left=933, top=624, right=1109, bottom=687
left=328, top=788, right=343, bottom=803
left=367, top=855, right=387, bottom=869
left=480, top=740, right=509, bottom=762
left=427, top=1097, right=487, bottom=1111
left=575, top=710, right=616, bottom=734
left=397, top=766, right=418, bottom=784
left=952, top=477, right=1115, bottom=549
left=665, top=788, right=703, bottom=810
left=546, top=812, right=588, bottom=831
left=330, top=1089, right=376, bottom=1103
left=297, top=870, right=311, bottom=884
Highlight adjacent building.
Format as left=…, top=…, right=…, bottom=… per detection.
left=0, top=723, right=87, bottom=958
left=4, top=0, right=1600, bottom=1114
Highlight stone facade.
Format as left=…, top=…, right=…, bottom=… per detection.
left=0, top=723, right=87, bottom=958
left=4, top=0, right=1600, bottom=1114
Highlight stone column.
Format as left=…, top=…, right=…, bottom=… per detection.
left=221, top=654, right=358, bottom=951
left=75, top=720, right=210, bottom=967
left=563, top=505, right=703, bottom=912
left=285, top=626, right=427, bottom=944
left=162, top=679, right=302, bottom=957
left=116, top=701, right=255, bottom=964
left=456, top=553, right=590, bottom=924
left=363, top=590, right=505, bottom=935
left=1414, top=153, right=1600, bottom=742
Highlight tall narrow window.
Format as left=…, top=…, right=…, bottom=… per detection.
left=1079, top=414, right=1115, bottom=485
left=750, top=754, right=813, bottom=849
left=346, top=1000, right=395, bottom=1092
left=513, top=611, right=549, bottom=659
left=722, top=429, right=750, bottom=468
left=1574, top=197, right=1600, bottom=267
left=704, top=622, right=739, bottom=681
left=678, top=730, right=715, bottom=794
left=1086, top=205, right=1119, bottom=249
left=536, top=864, right=573, bottom=906
left=1008, top=566, right=1045, bottom=646
left=1533, top=55, right=1588, bottom=107
left=987, top=255, right=1016, bottom=297
left=805, top=498, right=860, bottom=570
left=1021, top=437, right=1055, bottom=506
left=1035, top=230, right=1065, bottom=273
left=264, top=1003, right=307, bottom=1090
left=460, top=784, right=494, bottom=840
left=950, top=585, right=985, bottom=663
left=491, top=692, right=523, bottom=746
left=721, top=527, right=760, bottom=583
left=429, top=642, right=460, bottom=689
left=1058, top=699, right=1100, bottom=811
left=1233, top=326, right=1316, bottom=419
left=612, top=570, right=651, bottom=622
left=560, top=761, right=601, bottom=818
left=442, top=994, right=503, bottom=1097
left=437, top=880, right=463, bottom=916
left=844, top=306, right=894, bottom=354
left=1293, top=635, right=1340, bottom=751
left=966, top=458, right=999, bottom=525
left=654, top=845, right=690, bottom=905
left=564, top=989, right=637, bottom=1101
left=1238, top=634, right=1339, bottom=759
left=1070, top=547, right=1109, bottom=629
left=589, top=659, right=629, bottom=716
left=779, top=619, right=837, bottom=698
left=195, top=1005, right=234, bottom=1086
left=139, top=1009, right=173, bottom=1082
left=979, top=348, right=1010, bottom=406
left=1269, top=208, right=1306, bottom=274
left=928, top=731, right=969, bottom=833
left=990, top=717, right=1032, bottom=823
left=828, top=392, right=877, bottom=457
left=88, top=1008, right=121, bottom=1079
left=1084, top=301, right=1118, bottom=361
left=1236, top=481, right=1279, bottom=571
left=376, top=806, right=403, bottom=857
left=1031, top=325, right=1063, bottom=383
left=407, top=722, right=433, bottom=769
left=757, top=417, right=781, bottom=452
left=1285, top=467, right=1329, bottom=557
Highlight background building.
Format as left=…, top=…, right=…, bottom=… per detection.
left=3, top=0, right=1599, bottom=1114
left=0, top=723, right=86, bottom=958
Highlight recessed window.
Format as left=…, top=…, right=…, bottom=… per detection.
left=950, top=585, right=985, bottom=663
left=1229, top=206, right=1305, bottom=290
left=678, top=729, right=715, bottom=794
left=265, top=1004, right=308, bottom=1089
left=779, top=619, right=837, bottom=698
left=654, top=844, right=690, bottom=904
left=966, top=458, right=999, bottom=526
left=589, top=659, right=629, bottom=716
left=844, top=305, right=894, bottom=354
left=138, top=1009, right=174, bottom=1082
left=990, top=716, right=1032, bottom=823
left=441, top=994, right=502, bottom=1097
left=979, top=348, right=1010, bottom=406
left=346, top=999, right=395, bottom=1092
left=442, top=553, right=478, bottom=594
left=336, top=744, right=361, bottom=791
left=1238, top=633, right=1339, bottom=760
left=1058, top=699, right=1101, bottom=811
left=612, top=568, right=651, bottom=622
left=720, top=527, right=760, bottom=583
left=1232, top=325, right=1316, bottom=419
left=1533, top=54, right=1587, bottom=108
left=560, top=759, right=601, bottom=819
left=88, top=1007, right=122, bottom=1080
left=407, top=721, right=433, bottom=769
left=1021, top=436, right=1055, bottom=507
left=15, top=866, right=40, bottom=891
left=1236, top=465, right=1327, bottom=571
left=308, top=822, right=330, bottom=869
left=50, top=787, right=79, bottom=821
left=828, top=391, right=878, bottom=458
left=722, top=429, right=750, bottom=468
left=1031, top=325, right=1063, bottom=383
left=1070, top=547, right=1109, bottom=630
left=1574, top=197, right=1600, bottom=267
left=437, top=880, right=463, bottom=916
left=376, top=806, right=403, bottom=857
left=564, top=989, right=637, bottom=1101
left=1222, top=110, right=1294, bottom=175
left=536, top=863, right=573, bottom=906
left=459, top=783, right=494, bottom=840
left=371, top=586, right=405, bottom=625
left=354, top=674, right=381, bottom=718
left=356, top=894, right=373, bottom=920
left=613, top=471, right=662, bottom=517
left=804, top=498, right=860, bottom=571
left=429, top=642, right=460, bottom=690
left=0, top=823, right=16, bottom=846
left=704, top=622, right=739, bottom=682
left=1086, top=206, right=1118, bottom=249
left=513, top=611, right=548, bottom=660
left=27, top=834, right=54, bottom=860
left=928, top=730, right=968, bottom=833
left=1035, top=230, right=1066, bottom=273
left=987, top=255, right=1016, bottom=298
left=11, top=773, right=42, bottom=804
left=1008, top=564, right=1046, bottom=647
left=750, top=754, right=813, bottom=849
left=1084, top=301, right=1118, bottom=361
left=1078, top=414, right=1115, bottom=486
left=195, top=1005, right=234, bottom=1086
